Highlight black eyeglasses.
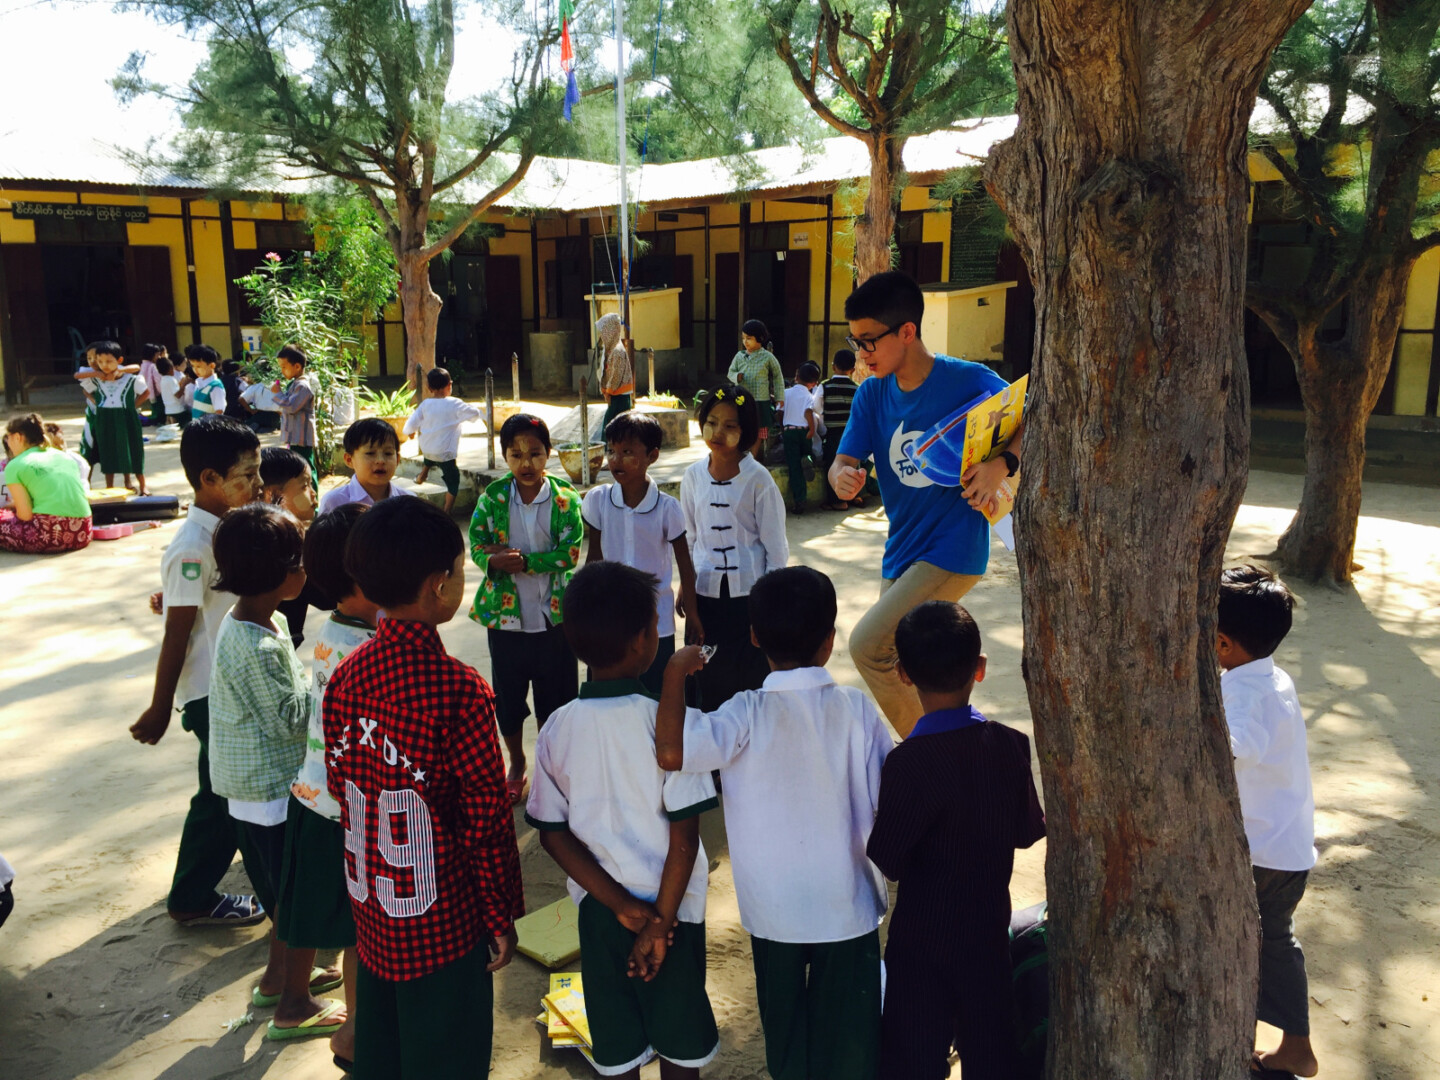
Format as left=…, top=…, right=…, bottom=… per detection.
left=845, top=324, right=900, bottom=353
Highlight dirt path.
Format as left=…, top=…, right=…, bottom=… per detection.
left=0, top=413, right=1435, bottom=1078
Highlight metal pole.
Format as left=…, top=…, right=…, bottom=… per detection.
left=580, top=376, right=591, bottom=486
left=511, top=353, right=520, bottom=402
left=485, top=368, right=495, bottom=471
left=615, top=0, right=632, bottom=340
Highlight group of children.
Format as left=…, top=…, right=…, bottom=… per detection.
left=125, top=341, right=1318, bottom=1079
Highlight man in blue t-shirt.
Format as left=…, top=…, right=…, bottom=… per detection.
left=830, top=272, right=1023, bottom=735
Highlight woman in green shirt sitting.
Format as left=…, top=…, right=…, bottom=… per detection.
left=1, top=413, right=93, bottom=553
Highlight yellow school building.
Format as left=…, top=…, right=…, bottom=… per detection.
left=2, top=121, right=1437, bottom=421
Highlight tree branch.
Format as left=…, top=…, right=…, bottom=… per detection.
left=770, top=20, right=871, bottom=140
left=420, top=151, right=536, bottom=261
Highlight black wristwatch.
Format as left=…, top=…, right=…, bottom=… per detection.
left=1000, top=450, right=1019, bottom=477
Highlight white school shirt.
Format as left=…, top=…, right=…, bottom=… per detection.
left=781, top=383, right=815, bottom=429
left=316, top=475, right=416, bottom=516
left=1222, top=657, right=1317, bottom=872
left=241, top=381, right=281, bottom=412
left=527, top=682, right=718, bottom=924
left=680, top=455, right=788, bottom=600
left=159, top=506, right=235, bottom=707
left=510, top=479, right=553, bottom=633
left=681, top=667, right=892, bottom=942
left=403, top=397, right=483, bottom=462
left=160, top=375, right=186, bottom=416
left=581, top=481, right=686, bottom=638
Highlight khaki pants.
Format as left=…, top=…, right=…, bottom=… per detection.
left=849, top=561, right=982, bottom=736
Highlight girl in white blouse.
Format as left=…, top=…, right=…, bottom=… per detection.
left=680, top=386, right=789, bottom=709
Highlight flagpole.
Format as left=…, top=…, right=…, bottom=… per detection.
left=614, top=0, right=632, bottom=343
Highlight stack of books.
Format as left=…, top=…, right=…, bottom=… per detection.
left=536, top=972, right=656, bottom=1073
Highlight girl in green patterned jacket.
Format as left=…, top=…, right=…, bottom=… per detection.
left=469, top=413, right=584, bottom=803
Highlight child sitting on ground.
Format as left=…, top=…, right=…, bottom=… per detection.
left=76, top=340, right=149, bottom=493
left=405, top=367, right=482, bottom=515
left=131, top=415, right=265, bottom=928
left=583, top=411, right=701, bottom=694
left=1218, top=565, right=1318, bottom=1080
left=528, top=561, right=720, bottom=1078
left=780, top=362, right=822, bottom=515
left=679, top=387, right=788, bottom=710
left=208, top=503, right=346, bottom=1042
left=318, top=417, right=414, bottom=515
left=325, top=497, right=524, bottom=1080
left=469, top=413, right=584, bottom=803
left=276, top=503, right=374, bottom=1071
left=866, top=600, right=1046, bottom=1080
left=186, top=344, right=227, bottom=419
left=658, top=566, right=892, bottom=1080
left=43, top=423, right=91, bottom=485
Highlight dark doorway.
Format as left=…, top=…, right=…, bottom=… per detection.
left=996, top=242, right=1036, bottom=379
left=715, top=252, right=740, bottom=367
left=126, top=247, right=178, bottom=357
left=485, top=255, right=524, bottom=371
left=41, top=244, right=129, bottom=365
left=430, top=253, right=526, bottom=374
left=743, top=248, right=811, bottom=374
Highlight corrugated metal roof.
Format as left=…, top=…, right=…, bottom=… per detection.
left=0, top=117, right=1019, bottom=210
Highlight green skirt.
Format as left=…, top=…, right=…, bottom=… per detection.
left=276, top=796, right=357, bottom=949
left=88, top=408, right=145, bottom=474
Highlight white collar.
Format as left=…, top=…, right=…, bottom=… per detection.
left=511, top=478, right=552, bottom=506
left=761, top=666, right=835, bottom=692
left=1223, top=655, right=1275, bottom=680
left=607, top=479, right=659, bottom=514
left=186, top=505, right=222, bottom=532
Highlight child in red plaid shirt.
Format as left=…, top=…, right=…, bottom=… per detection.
left=323, top=497, right=524, bottom=1080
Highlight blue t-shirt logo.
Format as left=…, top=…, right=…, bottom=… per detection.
left=889, top=423, right=934, bottom=489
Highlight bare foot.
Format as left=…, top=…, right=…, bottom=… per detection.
left=331, top=1018, right=356, bottom=1063
left=1254, top=1038, right=1319, bottom=1078
left=416, top=468, right=430, bottom=485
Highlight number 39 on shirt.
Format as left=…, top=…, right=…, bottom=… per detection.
left=343, top=781, right=438, bottom=917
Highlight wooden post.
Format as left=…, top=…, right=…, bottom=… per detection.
left=511, top=352, right=520, bottom=402
left=645, top=347, right=656, bottom=397
left=484, top=367, right=495, bottom=471
left=580, top=376, right=591, bottom=487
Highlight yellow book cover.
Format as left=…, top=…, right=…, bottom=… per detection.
left=959, top=373, right=1027, bottom=525
left=543, top=979, right=592, bottom=1048
left=516, top=897, right=582, bottom=968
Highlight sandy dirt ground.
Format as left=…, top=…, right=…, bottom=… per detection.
left=0, top=406, right=1436, bottom=1079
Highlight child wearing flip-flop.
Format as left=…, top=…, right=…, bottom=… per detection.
left=468, top=413, right=583, bottom=803
left=325, top=497, right=524, bottom=1080
left=528, top=561, right=720, bottom=1079
left=1218, top=566, right=1319, bottom=1080
left=274, top=503, right=375, bottom=1069
left=208, top=503, right=348, bottom=1043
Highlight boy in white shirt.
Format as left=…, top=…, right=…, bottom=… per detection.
left=779, top=363, right=822, bottom=515
left=528, top=561, right=720, bottom=1079
left=583, top=411, right=701, bottom=694
left=317, top=418, right=415, bottom=515
left=405, top=367, right=482, bottom=513
left=1218, top=565, right=1318, bottom=1080
left=657, top=566, right=891, bottom=1080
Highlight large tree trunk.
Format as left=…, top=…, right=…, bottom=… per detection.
left=984, top=2, right=1306, bottom=1076
left=1266, top=259, right=1415, bottom=585
left=398, top=253, right=443, bottom=394
left=854, top=134, right=905, bottom=284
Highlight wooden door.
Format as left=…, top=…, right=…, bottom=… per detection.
left=781, top=248, right=811, bottom=374
left=125, top=246, right=177, bottom=355
left=485, top=255, right=524, bottom=371
left=2, top=246, right=51, bottom=375
left=715, top=252, right=739, bottom=371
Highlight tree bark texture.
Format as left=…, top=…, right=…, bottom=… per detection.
left=396, top=192, right=443, bottom=398
left=983, top=2, right=1308, bottom=1076
left=855, top=134, right=906, bottom=284
left=1253, top=259, right=1417, bottom=584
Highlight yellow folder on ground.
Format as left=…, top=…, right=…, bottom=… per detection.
left=515, top=897, right=582, bottom=968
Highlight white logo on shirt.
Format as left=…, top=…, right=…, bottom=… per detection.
left=889, top=423, right=934, bottom=489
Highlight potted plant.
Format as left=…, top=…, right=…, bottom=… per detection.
left=357, top=384, right=416, bottom=439
left=556, top=441, right=605, bottom=484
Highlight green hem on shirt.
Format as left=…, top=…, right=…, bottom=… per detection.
left=579, top=678, right=658, bottom=701
left=666, top=796, right=719, bottom=822
left=524, top=812, right=569, bottom=832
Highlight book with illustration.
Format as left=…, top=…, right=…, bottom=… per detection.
left=903, top=373, right=1027, bottom=525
